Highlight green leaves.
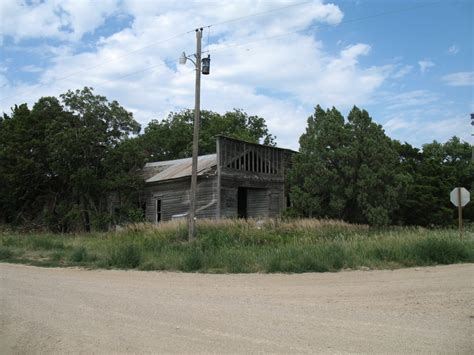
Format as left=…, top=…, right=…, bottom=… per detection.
left=140, top=108, right=275, bottom=161
left=291, top=105, right=472, bottom=227
left=0, top=87, right=142, bottom=231
left=394, top=137, right=473, bottom=226
left=290, top=105, right=408, bottom=226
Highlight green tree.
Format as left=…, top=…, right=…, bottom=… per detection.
left=289, top=106, right=350, bottom=218
left=394, top=137, right=473, bottom=226
left=140, top=109, right=275, bottom=161
left=289, top=105, right=408, bottom=226
left=0, top=88, right=143, bottom=231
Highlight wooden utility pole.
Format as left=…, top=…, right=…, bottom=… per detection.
left=188, top=28, right=202, bottom=241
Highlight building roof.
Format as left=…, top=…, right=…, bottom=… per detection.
left=145, top=154, right=217, bottom=183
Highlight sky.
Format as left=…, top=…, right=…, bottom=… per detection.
left=0, top=0, right=472, bottom=150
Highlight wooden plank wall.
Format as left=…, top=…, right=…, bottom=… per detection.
left=145, top=177, right=218, bottom=222
left=219, top=176, right=285, bottom=218
left=217, top=136, right=287, bottom=182
left=221, top=187, right=237, bottom=218
left=145, top=198, right=157, bottom=222
left=216, top=136, right=291, bottom=218
left=247, top=189, right=269, bottom=218
left=143, top=138, right=294, bottom=223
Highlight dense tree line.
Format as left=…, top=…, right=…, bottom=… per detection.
left=289, top=105, right=473, bottom=226
left=0, top=88, right=471, bottom=231
left=0, top=88, right=274, bottom=231
left=0, top=88, right=144, bottom=231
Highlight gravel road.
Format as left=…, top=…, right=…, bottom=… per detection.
left=1, top=263, right=473, bottom=354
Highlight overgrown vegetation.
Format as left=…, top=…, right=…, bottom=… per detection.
left=1, top=88, right=471, bottom=231
left=288, top=105, right=473, bottom=226
left=1, top=219, right=472, bottom=273
left=0, top=88, right=275, bottom=232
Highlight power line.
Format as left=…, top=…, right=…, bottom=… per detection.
left=205, top=1, right=312, bottom=28
left=185, top=0, right=312, bottom=33
left=1, top=1, right=313, bottom=103
left=0, top=31, right=189, bottom=103
left=209, top=1, right=441, bottom=54
left=1, top=1, right=440, bottom=104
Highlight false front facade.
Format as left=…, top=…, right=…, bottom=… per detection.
left=142, top=136, right=294, bottom=222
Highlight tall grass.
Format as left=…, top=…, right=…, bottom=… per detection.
left=0, top=219, right=472, bottom=273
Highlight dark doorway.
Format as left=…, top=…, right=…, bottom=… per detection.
left=237, top=187, right=247, bottom=218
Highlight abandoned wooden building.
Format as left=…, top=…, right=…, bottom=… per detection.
left=141, top=136, right=295, bottom=222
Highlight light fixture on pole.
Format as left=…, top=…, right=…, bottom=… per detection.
left=179, top=52, right=187, bottom=65
left=179, top=28, right=211, bottom=240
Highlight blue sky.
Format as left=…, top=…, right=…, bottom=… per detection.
left=0, top=0, right=472, bottom=150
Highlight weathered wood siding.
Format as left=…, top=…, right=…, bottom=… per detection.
left=247, top=189, right=269, bottom=218
left=219, top=176, right=284, bottom=218
left=221, top=187, right=237, bottom=218
left=145, top=197, right=157, bottom=222
left=217, top=136, right=291, bottom=218
left=145, top=177, right=218, bottom=222
left=142, top=137, right=294, bottom=223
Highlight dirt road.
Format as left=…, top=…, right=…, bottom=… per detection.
left=1, top=263, right=473, bottom=353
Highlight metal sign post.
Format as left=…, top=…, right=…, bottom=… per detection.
left=450, top=187, right=470, bottom=240
left=457, top=188, right=462, bottom=240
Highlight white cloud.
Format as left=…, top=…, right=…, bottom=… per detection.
left=418, top=60, right=435, bottom=73
left=441, top=72, right=474, bottom=87
left=0, top=0, right=120, bottom=42
left=380, top=84, right=470, bottom=147
left=392, top=65, right=413, bottom=79
left=448, top=45, right=459, bottom=55
left=383, top=90, right=439, bottom=110
left=20, top=65, right=42, bottom=73
left=0, top=1, right=394, bottom=151
left=383, top=111, right=470, bottom=146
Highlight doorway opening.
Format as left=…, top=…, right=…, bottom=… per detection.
left=237, top=187, right=247, bottom=218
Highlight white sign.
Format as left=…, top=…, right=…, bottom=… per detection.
left=450, top=187, right=470, bottom=207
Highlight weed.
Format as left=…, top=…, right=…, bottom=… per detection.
left=70, top=246, right=88, bottom=262
left=108, top=243, right=142, bottom=268
left=1, top=219, right=472, bottom=273
left=30, top=237, right=65, bottom=250
left=0, top=246, right=13, bottom=260
left=413, top=238, right=471, bottom=264
left=182, top=248, right=204, bottom=272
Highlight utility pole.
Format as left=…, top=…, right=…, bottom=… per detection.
left=188, top=28, right=203, bottom=240
left=179, top=28, right=210, bottom=241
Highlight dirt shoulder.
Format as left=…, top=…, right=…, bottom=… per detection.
left=1, top=263, right=473, bottom=353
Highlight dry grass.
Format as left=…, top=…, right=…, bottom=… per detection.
left=1, top=219, right=472, bottom=273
